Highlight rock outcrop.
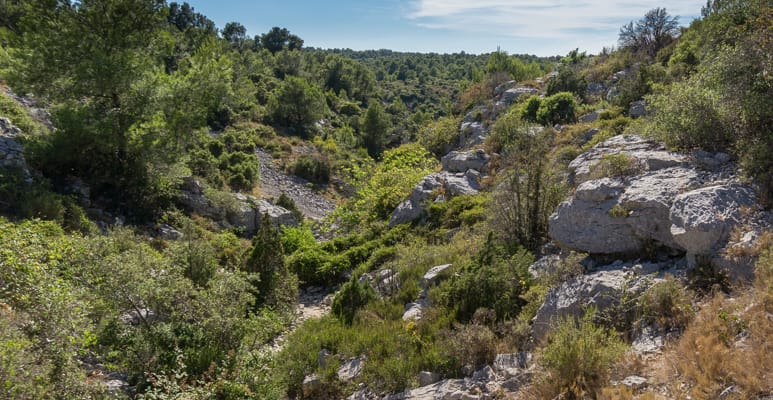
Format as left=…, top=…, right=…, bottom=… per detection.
left=441, top=150, right=490, bottom=174
left=389, top=171, right=482, bottom=227
left=178, top=177, right=298, bottom=234
left=550, top=135, right=761, bottom=269
left=0, top=117, right=31, bottom=178
left=402, top=264, right=453, bottom=321
left=532, top=260, right=676, bottom=341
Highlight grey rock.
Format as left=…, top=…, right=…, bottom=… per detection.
left=338, top=357, right=365, bottom=382
left=576, top=128, right=601, bottom=145
left=158, top=224, right=184, bottom=241
left=579, top=109, right=604, bottom=123
left=419, top=371, right=443, bottom=387
left=629, top=100, right=647, bottom=117
left=442, top=150, right=490, bottom=173
left=497, top=87, right=539, bottom=107
left=389, top=172, right=480, bottom=227
left=119, top=308, right=155, bottom=326
left=632, top=325, right=665, bottom=355
left=670, top=183, right=757, bottom=263
left=302, top=374, right=323, bottom=398
left=493, top=353, right=530, bottom=373
left=532, top=265, right=659, bottom=341
left=402, top=299, right=428, bottom=321
left=422, top=264, right=453, bottom=288
left=472, top=366, right=497, bottom=382
left=227, top=194, right=298, bottom=233
left=318, top=349, right=331, bottom=368
left=493, top=80, right=516, bottom=96
left=621, top=375, right=648, bottom=389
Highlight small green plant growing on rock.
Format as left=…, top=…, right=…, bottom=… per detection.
left=608, top=204, right=629, bottom=218
left=592, top=153, right=640, bottom=179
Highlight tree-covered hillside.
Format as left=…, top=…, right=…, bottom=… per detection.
left=0, top=0, right=771, bottom=399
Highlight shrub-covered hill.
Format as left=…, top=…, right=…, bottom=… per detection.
left=0, top=0, right=772, bottom=399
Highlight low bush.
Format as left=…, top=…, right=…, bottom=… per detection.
left=332, top=280, right=377, bottom=324
left=536, top=308, right=626, bottom=399
left=536, top=92, right=578, bottom=125
left=640, top=276, right=694, bottom=332
left=293, top=153, right=331, bottom=184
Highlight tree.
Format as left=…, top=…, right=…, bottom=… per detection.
left=11, top=0, right=169, bottom=213
left=619, top=8, right=680, bottom=57
left=244, top=214, right=286, bottom=306
left=360, top=101, right=391, bottom=159
left=258, top=26, right=303, bottom=53
left=269, top=76, right=326, bottom=136
left=222, top=21, right=246, bottom=50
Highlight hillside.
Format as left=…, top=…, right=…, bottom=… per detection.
left=0, top=1, right=772, bottom=399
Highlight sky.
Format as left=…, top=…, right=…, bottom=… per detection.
left=185, top=0, right=706, bottom=57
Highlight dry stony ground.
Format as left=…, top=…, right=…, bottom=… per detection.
left=255, top=148, right=337, bottom=221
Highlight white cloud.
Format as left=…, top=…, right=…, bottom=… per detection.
left=407, top=0, right=703, bottom=45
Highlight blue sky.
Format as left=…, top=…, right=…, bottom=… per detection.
left=185, top=0, right=705, bottom=56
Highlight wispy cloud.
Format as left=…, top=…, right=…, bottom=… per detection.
left=407, top=0, right=703, bottom=46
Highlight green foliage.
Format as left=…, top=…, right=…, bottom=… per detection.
left=591, top=153, right=640, bottom=179
left=427, top=194, right=488, bottom=229
left=441, top=237, right=533, bottom=322
left=0, top=92, right=46, bottom=137
left=539, top=308, right=627, bottom=399
left=276, top=192, right=303, bottom=222
left=244, top=214, right=292, bottom=307
left=518, top=95, right=542, bottom=123
left=293, top=153, right=331, bottom=184
left=640, top=276, right=694, bottom=331
left=269, top=76, right=327, bottom=137
left=546, top=66, right=586, bottom=98
left=489, top=114, right=567, bottom=251
left=258, top=27, right=303, bottom=54
left=280, top=224, right=317, bottom=254
left=417, top=115, right=460, bottom=158
left=332, top=280, right=377, bottom=325
left=486, top=49, right=544, bottom=82
left=343, top=143, right=437, bottom=224
left=644, top=77, right=733, bottom=152
left=536, top=92, right=578, bottom=125
left=360, top=101, right=391, bottom=159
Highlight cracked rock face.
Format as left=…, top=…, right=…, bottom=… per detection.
left=549, top=135, right=761, bottom=268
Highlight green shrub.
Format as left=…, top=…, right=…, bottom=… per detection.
left=293, top=154, right=331, bottom=184
left=332, top=280, right=377, bottom=324
left=591, top=153, right=640, bottom=179
left=644, top=79, right=733, bottom=152
left=640, top=276, right=694, bottom=331
left=538, top=308, right=626, bottom=399
left=519, top=95, right=542, bottom=123
left=441, top=242, right=533, bottom=322
left=536, top=92, right=578, bottom=125
left=276, top=192, right=303, bottom=222
left=280, top=224, right=316, bottom=254
left=417, top=116, right=461, bottom=158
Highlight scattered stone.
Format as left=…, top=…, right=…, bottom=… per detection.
left=629, top=100, right=647, bottom=117
left=418, top=371, right=443, bottom=387
left=621, top=375, right=648, bottom=389
left=421, top=264, right=453, bottom=287
left=302, top=374, right=323, bottom=398
left=158, top=224, right=183, bottom=241
left=338, top=357, right=365, bottom=382
left=579, top=109, right=604, bottom=123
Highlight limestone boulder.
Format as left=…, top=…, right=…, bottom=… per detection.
left=441, top=150, right=490, bottom=173
left=670, top=183, right=757, bottom=260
